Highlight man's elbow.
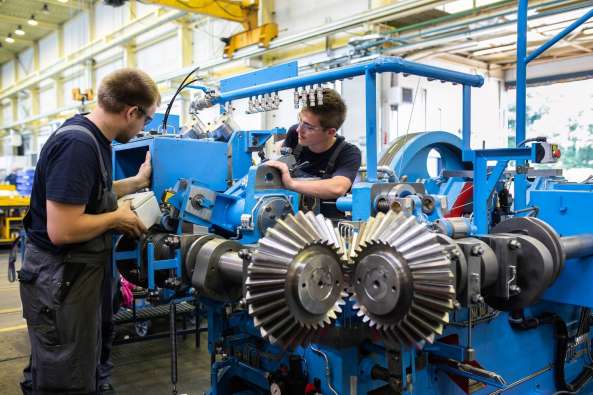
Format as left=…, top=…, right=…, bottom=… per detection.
left=47, top=227, right=72, bottom=246
left=328, top=182, right=351, bottom=199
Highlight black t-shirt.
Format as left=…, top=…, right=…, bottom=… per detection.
left=282, top=124, right=361, bottom=217
left=25, top=114, right=113, bottom=254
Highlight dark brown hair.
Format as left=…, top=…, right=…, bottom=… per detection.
left=97, top=68, right=160, bottom=114
left=304, top=88, right=347, bottom=130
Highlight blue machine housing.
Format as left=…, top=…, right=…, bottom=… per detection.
left=111, top=10, right=593, bottom=391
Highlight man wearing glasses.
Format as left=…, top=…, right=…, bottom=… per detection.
left=266, top=88, right=361, bottom=218
left=19, top=68, right=159, bottom=394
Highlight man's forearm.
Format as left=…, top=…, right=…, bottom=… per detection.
left=288, top=178, right=346, bottom=200
left=113, top=176, right=149, bottom=198
left=49, top=211, right=117, bottom=245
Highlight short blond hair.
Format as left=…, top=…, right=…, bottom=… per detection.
left=98, top=68, right=160, bottom=113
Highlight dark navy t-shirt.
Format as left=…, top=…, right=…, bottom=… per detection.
left=282, top=124, right=361, bottom=217
left=282, top=125, right=361, bottom=183
left=25, top=114, right=112, bottom=254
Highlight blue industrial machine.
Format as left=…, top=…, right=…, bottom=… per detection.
left=111, top=3, right=593, bottom=394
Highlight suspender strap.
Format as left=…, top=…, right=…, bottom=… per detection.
left=55, top=125, right=109, bottom=187
left=293, top=144, right=303, bottom=160
left=323, top=138, right=346, bottom=178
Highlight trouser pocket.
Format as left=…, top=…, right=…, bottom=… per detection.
left=20, top=243, right=105, bottom=394
left=31, top=335, right=83, bottom=391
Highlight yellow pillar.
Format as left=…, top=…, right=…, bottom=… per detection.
left=178, top=19, right=193, bottom=68
left=13, top=57, right=19, bottom=84
left=129, top=0, right=137, bottom=21
left=54, top=78, right=64, bottom=109
left=88, top=5, right=96, bottom=43
left=123, top=42, right=137, bottom=68
left=31, top=88, right=40, bottom=117
left=10, top=96, right=18, bottom=124
left=84, top=59, right=95, bottom=92
left=57, top=24, right=64, bottom=58
left=261, top=0, right=275, bottom=25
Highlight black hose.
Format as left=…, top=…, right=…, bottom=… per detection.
left=554, top=309, right=593, bottom=393
left=508, top=309, right=555, bottom=331
left=161, top=65, right=201, bottom=132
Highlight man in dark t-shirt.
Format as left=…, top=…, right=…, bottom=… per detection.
left=266, top=88, right=361, bottom=217
left=19, top=68, right=160, bottom=395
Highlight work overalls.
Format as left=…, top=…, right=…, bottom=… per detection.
left=19, top=125, right=117, bottom=395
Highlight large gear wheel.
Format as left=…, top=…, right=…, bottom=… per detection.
left=245, top=211, right=347, bottom=348
left=350, top=210, right=455, bottom=347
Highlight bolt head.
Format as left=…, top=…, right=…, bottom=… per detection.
left=471, top=245, right=484, bottom=256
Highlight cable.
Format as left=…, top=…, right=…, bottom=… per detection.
left=161, top=64, right=201, bottom=132
left=517, top=136, right=547, bottom=147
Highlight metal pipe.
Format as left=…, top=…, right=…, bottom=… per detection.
left=488, top=365, right=553, bottom=395
left=526, top=8, right=593, bottom=63
left=462, top=85, right=472, bottom=161
left=365, top=68, right=378, bottom=182
left=514, top=0, right=529, bottom=213
left=561, top=235, right=593, bottom=260
left=218, top=252, right=244, bottom=283
left=212, top=57, right=483, bottom=105
left=310, top=345, right=339, bottom=395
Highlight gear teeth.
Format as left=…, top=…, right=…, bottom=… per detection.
left=350, top=212, right=455, bottom=348
left=246, top=212, right=347, bottom=348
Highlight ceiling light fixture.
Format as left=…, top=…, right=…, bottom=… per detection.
left=28, top=15, right=39, bottom=26
left=58, top=0, right=69, bottom=3
left=5, top=34, right=15, bottom=44
left=15, top=26, right=25, bottom=36
left=42, top=4, right=50, bottom=15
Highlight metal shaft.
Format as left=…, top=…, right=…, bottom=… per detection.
left=561, top=235, right=593, bottom=260
left=218, top=252, right=244, bottom=283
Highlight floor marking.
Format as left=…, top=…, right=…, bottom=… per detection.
left=0, top=323, right=27, bottom=333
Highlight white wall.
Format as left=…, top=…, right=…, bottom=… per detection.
left=136, top=36, right=178, bottom=75
left=1, top=61, right=15, bottom=88
left=1, top=103, right=11, bottom=125
left=63, top=12, right=89, bottom=55
left=94, top=1, right=125, bottom=38
left=39, top=32, right=59, bottom=70
left=274, top=0, right=369, bottom=37
left=95, top=59, right=124, bottom=87
left=17, top=48, right=34, bottom=77
left=192, top=18, right=242, bottom=62
left=39, top=84, right=56, bottom=115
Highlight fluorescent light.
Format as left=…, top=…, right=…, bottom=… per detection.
left=58, top=0, right=68, bottom=3
left=5, top=34, right=15, bottom=44
left=27, top=15, right=38, bottom=26
left=15, top=26, right=25, bottom=36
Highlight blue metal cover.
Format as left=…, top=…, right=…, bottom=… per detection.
left=532, top=190, right=593, bottom=308
left=220, top=61, right=298, bottom=92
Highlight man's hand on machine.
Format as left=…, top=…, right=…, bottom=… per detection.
left=264, top=160, right=295, bottom=190
left=135, top=151, right=152, bottom=189
left=113, top=200, right=147, bottom=238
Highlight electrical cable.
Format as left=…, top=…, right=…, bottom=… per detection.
left=161, top=63, right=201, bottom=132
left=517, top=136, right=547, bottom=147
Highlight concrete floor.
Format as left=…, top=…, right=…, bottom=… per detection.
left=0, top=251, right=212, bottom=395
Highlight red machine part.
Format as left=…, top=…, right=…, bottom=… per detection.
left=446, top=182, right=473, bottom=218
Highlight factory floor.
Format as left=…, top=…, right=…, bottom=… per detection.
left=0, top=250, right=212, bottom=395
